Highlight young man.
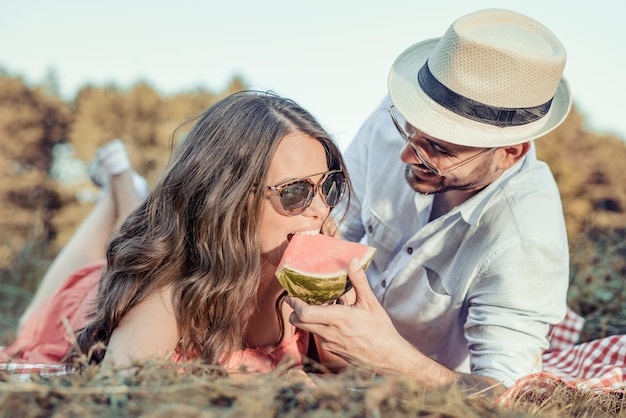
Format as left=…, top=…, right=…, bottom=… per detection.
left=287, top=8, right=571, bottom=394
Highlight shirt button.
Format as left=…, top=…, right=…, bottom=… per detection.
left=381, top=279, right=387, bottom=288
left=367, top=225, right=373, bottom=233
left=407, top=247, right=413, bottom=254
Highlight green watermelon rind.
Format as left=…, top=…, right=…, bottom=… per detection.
left=276, top=269, right=347, bottom=305
left=276, top=249, right=375, bottom=305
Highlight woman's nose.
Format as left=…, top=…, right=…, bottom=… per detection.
left=303, top=188, right=328, bottom=218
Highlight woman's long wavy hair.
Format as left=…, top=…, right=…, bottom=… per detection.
left=68, top=91, right=350, bottom=366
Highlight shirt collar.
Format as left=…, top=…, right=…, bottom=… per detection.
left=457, top=148, right=534, bottom=227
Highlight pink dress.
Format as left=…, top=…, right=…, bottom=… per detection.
left=1, top=261, right=104, bottom=364
left=1, top=260, right=309, bottom=374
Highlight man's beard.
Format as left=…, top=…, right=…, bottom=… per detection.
left=403, top=161, right=493, bottom=195
left=404, top=165, right=445, bottom=195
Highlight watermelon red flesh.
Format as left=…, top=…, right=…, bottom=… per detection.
left=275, top=234, right=376, bottom=305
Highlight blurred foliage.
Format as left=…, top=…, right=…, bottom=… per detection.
left=0, top=74, right=246, bottom=272
left=536, top=107, right=626, bottom=243
left=2, top=364, right=620, bottom=418
left=0, top=72, right=625, bottom=345
left=535, top=108, right=626, bottom=341
left=566, top=227, right=626, bottom=342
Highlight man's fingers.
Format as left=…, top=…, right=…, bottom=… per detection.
left=347, top=257, right=377, bottom=307
left=285, top=295, right=348, bottom=326
left=336, top=287, right=356, bottom=305
left=284, top=295, right=305, bottom=312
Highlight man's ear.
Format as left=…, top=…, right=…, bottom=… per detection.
left=496, top=142, right=531, bottom=170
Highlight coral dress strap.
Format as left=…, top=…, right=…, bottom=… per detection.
left=220, top=328, right=310, bottom=373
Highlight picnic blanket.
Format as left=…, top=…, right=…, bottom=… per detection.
left=0, top=362, right=70, bottom=382
left=499, top=307, right=626, bottom=405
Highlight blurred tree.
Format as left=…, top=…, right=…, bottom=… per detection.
left=2, top=70, right=623, bottom=284
left=0, top=76, right=71, bottom=171
left=0, top=75, right=72, bottom=267
left=41, top=68, right=62, bottom=98
left=537, top=106, right=626, bottom=245
left=2, top=71, right=626, bottom=340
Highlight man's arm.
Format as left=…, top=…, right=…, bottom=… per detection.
left=286, top=259, right=505, bottom=396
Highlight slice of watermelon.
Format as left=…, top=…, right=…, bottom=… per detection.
left=275, top=234, right=376, bottom=305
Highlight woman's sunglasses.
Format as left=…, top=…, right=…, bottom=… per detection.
left=267, top=169, right=346, bottom=216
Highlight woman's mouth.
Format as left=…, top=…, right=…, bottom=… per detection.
left=293, top=230, right=320, bottom=236
left=287, top=230, right=320, bottom=241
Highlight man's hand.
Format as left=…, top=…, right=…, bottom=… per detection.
left=285, top=258, right=505, bottom=396
left=286, top=258, right=414, bottom=373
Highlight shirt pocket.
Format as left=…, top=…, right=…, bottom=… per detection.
left=386, top=264, right=453, bottom=327
left=423, top=265, right=451, bottom=297
left=365, top=211, right=402, bottom=273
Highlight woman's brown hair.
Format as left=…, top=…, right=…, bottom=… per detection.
left=69, top=91, right=350, bottom=366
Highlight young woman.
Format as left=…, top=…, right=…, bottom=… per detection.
left=3, top=91, right=350, bottom=374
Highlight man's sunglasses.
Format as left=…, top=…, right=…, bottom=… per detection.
left=267, top=169, right=346, bottom=216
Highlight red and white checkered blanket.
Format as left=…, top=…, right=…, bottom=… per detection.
left=499, top=307, right=626, bottom=404
left=0, top=362, right=70, bottom=382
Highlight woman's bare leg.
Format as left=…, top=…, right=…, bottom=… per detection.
left=18, top=140, right=147, bottom=330
left=110, top=170, right=142, bottom=225
left=18, top=189, right=116, bottom=329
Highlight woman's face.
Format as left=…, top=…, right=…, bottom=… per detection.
left=260, top=131, right=331, bottom=267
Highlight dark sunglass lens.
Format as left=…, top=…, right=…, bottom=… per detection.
left=280, top=181, right=313, bottom=214
left=322, top=172, right=345, bottom=207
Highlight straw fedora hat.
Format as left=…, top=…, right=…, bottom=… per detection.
left=388, top=8, right=572, bottom=147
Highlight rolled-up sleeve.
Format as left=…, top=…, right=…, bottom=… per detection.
left=465, top=238, right=569, bottom=387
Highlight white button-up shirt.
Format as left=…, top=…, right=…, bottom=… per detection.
left=336, top=96, right=569, bottom=387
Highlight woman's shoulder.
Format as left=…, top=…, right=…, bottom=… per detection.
left=103, top=285, right=179, bottom=368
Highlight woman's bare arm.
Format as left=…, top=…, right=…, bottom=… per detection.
left=103, top=286, right=179, bottom=369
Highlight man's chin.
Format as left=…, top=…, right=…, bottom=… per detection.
left=405, top=166, right=443, bottom=194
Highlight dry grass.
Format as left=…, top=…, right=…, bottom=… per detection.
left=1, top=195, right=625, bottom=417
left=567, top=227, right=626, bottom=342
left=0, top=363, right=580, bottom=417
left=0, top=361, right=624, bottom=417
left=1, top=78, right=625, bottom=416
left=1, top=232, right=626, bottom=417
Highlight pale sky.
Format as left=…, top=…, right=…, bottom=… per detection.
left=2, top=0, right=625, bottom=150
